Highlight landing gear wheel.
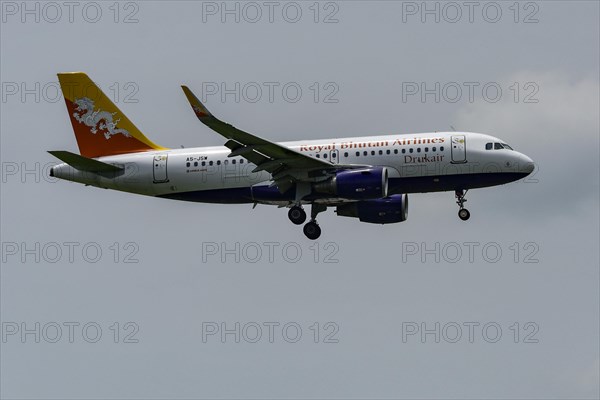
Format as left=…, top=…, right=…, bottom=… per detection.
left=288, top=206, right=307, bottom=225
left=303, top=221, right=321, bottom=240
left=455, top=190, right=470, bottom=221
left=458, top=208, right=470, bottom=221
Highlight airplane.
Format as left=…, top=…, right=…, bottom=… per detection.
left=49, top=72, right=535, bottom=240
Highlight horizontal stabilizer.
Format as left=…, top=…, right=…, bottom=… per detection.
left=48, top=151, right=123, bottom=172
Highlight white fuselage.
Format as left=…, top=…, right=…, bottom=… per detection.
left=51, top=131, right=534, bottom=205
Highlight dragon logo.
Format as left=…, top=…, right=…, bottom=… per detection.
left=72, top=97, right=131, bottom=139
left=192, top=105, right=209, bottom=118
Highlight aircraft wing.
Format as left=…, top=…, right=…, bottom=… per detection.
left=181, top=86, right=342, bottom=192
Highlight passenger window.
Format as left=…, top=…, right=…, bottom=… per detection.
left=402, top=149, right=406, bottom=154
left=417, top=148, right=421, bottom=153
left=494, top=142, right=503, bottom=150
left=440, top=146, right=444, bottom=151
left=394, top=149, right=398, bottom=154
left=344, top=152, right=348, bottom=157
left=409, top=148, right=413, bottom=153
left=186, top=162, right=190, bottom=167
left=356, top=151, right=360, bottom=157
left=316, top=154, right=320, bottom=158
left=194, top=162, right=198, bottom=167
left=363, top=151, right=367, bottom=156
left=425, top=147, right=429, bottom=152
left=432, top=147, right=436, bottom=152
left=201, top=161, right=205, bottom=166
left=209, top=161, right=213, bottom=166
left=240, top=159, right=244, bottom=164
left=379, top=150, right=383, bottom=155
left=323, top=154, right=328, bottom=159
left=386, top=150, right=390, bottom=155
left=486, top=142, right=493, bottom=150
left=371, top=151, right=375, bottom=156
left=232, top=159, right=236, bottom=164
left=217, top=160, right=221, bottom=165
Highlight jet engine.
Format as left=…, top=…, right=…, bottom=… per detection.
left=336, top=194, right=408, bottom=224
left=313, top=167, right=388, bottom=200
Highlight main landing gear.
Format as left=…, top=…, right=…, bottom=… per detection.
left=288, top=205, right=307, bottom=225
left=303, top=221, right=321, bottom=240
left=288, top=204, right=326, bottom=240
left=455, top=189, right=470, bottom=221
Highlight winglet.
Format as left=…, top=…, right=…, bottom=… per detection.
left=181, top=86, right=213, bottom=119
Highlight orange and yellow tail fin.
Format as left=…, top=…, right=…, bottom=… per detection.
left=58, top=72, right=167, bottom=158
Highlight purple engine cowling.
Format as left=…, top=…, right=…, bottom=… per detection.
left=313, top=167, right=388, bottom=200
left=336, top=194, right=409, bottom=224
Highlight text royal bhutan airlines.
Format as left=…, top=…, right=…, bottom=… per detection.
left=50, top=72, right=535, bottom=239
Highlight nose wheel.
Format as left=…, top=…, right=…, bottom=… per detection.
left=455, top=190, right=470, bottom=221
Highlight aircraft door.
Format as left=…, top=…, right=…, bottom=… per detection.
left=153, top=154, right=169, bottom=183
left=451, top=135, right=467, bottom=163
left=329, top=149, right=340, bottom=164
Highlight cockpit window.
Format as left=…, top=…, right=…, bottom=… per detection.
left=488, top=142, right=514, bottom=150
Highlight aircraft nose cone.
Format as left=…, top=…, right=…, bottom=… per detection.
left=520, top=155, right=535, bottom=175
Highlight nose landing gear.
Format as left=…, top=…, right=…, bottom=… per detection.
left=458, top=208, right=471, bottom=221
left=455, top=189, right=470, bottom=221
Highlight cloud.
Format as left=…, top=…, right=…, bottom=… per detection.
left=456, top=70, right=599, bottom=146
left=455, top=70, right=600, bottom=214
left=578, top=357, right=600, bottom=397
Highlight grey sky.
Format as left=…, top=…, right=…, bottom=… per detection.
left=1, top=1, right=599, bottom=399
